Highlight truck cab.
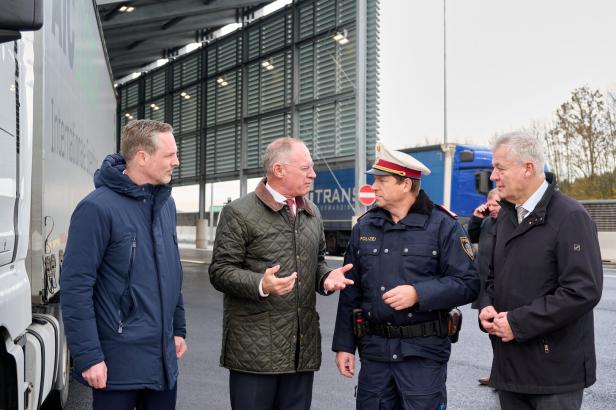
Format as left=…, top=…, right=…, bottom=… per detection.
left=1, top=1, right=116, bottom=408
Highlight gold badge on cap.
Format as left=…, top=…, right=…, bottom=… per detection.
left=375, top=143, right=382, bottom=154
left=459, top=236, right=474, bottom=260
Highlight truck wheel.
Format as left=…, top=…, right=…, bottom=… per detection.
left=41, top=341, right=70, bottom=409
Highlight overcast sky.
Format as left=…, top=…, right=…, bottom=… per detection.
left=378, top=0, right=616, bottom=149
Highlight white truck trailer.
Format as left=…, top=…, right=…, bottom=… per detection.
left=0, top=1, right=116, bottom=408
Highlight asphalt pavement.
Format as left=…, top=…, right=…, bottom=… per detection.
left=64, top=262, right=616, bottom=409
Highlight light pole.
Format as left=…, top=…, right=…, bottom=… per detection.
left=355, top=0, right=367, bottom=217
left=443, top=0, right=448, bottom=144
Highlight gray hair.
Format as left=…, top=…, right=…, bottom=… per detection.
left=491, top=131, right=545, bottom=176
left=120, top=119, right=173, bottom=161
left=262, top=137, right=304, bottom=176
left=487, top=188, right=499, bottom=200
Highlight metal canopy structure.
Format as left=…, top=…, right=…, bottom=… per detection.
left=116, top=0, right=379, bottom=186
left=96, top=0, right=276, bottom=80
left=114, top=0, right=379, bottom=223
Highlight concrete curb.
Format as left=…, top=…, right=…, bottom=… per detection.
left=180, top=248, right=212, bottom=265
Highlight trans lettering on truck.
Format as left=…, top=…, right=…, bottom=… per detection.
left=311, top=187, right=355, bottom=205
left=51, top=98, right=97, bottom=175
left=51, top=0, right=75, bottom=68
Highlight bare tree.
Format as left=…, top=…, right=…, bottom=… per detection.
left=553, top=86, right=606, bottom=182
left=531, top=86, right=616, bottom=198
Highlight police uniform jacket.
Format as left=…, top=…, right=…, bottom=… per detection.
left=332, top=190, right=479, bottom=363
left=480, top=173, right=603, bottom=394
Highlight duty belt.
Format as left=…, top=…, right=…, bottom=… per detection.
left=366, top=317, right=448, bottom=339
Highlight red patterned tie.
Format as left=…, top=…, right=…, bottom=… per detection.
left=286, top=198, right=295, bottom=221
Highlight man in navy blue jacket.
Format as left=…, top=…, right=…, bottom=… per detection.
left=333, top=142, right=478, bottom=409
left=61, top=120, right=187, bottom=409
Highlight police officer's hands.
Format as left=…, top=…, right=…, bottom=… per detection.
left=382, top=285, right=419, bottom=310
left=492, top=311, right=515, bottom=342
left=324, top=264, right=354, bottom=292
left=479, top=305, right=497, bottom=333
left=82, top=361, right=107, bottom=389
left=473, top=203, right=489, bottom=218
left=262, top=265, right=298, bottom=296
left=335, top=352, right=355, bottom=378
left=175, top=336, right=188, bottom=358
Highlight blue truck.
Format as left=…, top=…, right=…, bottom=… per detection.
left=310, top=144, right=494, bottom=255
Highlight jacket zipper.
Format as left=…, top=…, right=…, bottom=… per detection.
left=118, top=237, right=137, bottom=334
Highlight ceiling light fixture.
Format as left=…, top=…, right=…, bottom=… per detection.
left=333, top=29, right=349, bottom=45
left=261, top=59, right=275, bottom=70
left=118, top=4, right=135, bottom=13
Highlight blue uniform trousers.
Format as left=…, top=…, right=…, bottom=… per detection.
left=92, top=384, right=177, bottom=410
left=357, top=357, right=447, bottom=410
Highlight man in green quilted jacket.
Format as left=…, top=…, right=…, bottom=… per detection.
left=209, top=137, right=354, bottom=410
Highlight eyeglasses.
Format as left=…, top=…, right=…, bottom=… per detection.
left=282, top=163, right=314, bottom=173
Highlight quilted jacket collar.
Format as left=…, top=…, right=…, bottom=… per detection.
left=255, top=178, right=315, bottom=217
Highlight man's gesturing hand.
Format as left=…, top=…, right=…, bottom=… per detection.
left=262, top=265, right=298, bottom=295
left=335, top=352, right=355, bottom=378
left=382, top=285, right=418, bottom=310
left=324, top=264, right=354, bottom=292
left=82, top=361, right=107, bottom=389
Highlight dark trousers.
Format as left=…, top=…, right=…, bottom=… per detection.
left=356, top=357, right=447, bottom=410
left=498, top=389, right=584, bottom=410
left=229, top=370, right=314, bottom=410
left=92, top=385, right=177, bottom=410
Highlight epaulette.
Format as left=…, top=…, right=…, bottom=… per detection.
left=435, top=204, right=458, bottom=219
left=355, top=209, right=372, bottom=222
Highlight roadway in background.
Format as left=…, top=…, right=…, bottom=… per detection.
left=63, top=261, right=616, bottom=409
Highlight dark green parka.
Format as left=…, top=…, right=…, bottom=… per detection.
left=209, top=179, right=332, bottom=374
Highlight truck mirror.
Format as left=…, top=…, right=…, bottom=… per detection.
left=475, top=170, right=491, bottom=195
left=0, top=0, right=43, bottom=44
left=460, top=150, right=475, bottom=162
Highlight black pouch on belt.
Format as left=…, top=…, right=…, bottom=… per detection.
left=448, top=308, right=463, bottom=343
left=353, top=308, right=366, bottom=338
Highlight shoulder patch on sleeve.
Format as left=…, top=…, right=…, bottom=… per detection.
left=459, top=236, right=475, bottom=260
left=435, top=204, right=458, bottom=219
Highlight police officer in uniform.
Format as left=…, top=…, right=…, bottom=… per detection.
left=332, top=143, right=479, bottom=409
